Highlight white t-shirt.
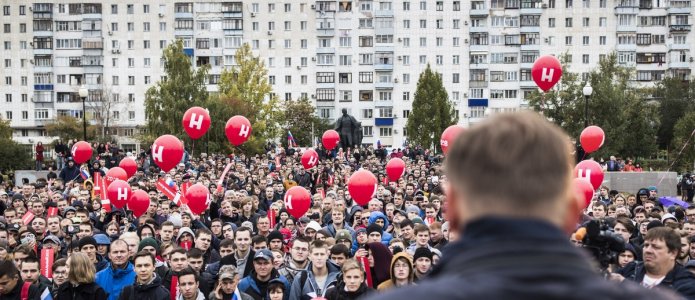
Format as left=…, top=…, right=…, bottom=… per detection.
left=641, top=274, right=666, bottom=289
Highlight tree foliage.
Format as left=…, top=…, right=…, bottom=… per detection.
left=45, top=116, right=98, bottom=141
left=0, top=118, right=31, bottom=170
left=653, top=77, right=695, bottom=149
left=144, top=39, right=210, bottom=145
left=672, top=111, right=695, bottom=172
left=405, top=64, right=457, bottom=152
left=281, top=96, right=333, bottom=147
left=528, top=53, right=658, bottom=159
left=218, top=43, right=280, bottom=154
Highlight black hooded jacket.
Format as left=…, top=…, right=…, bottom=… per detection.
left=117, top=274, right=169, bottom=300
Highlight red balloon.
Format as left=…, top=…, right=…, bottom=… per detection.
left=301, top=149, right=320, bottom=170
left=574, top=178, right=595, bottom=210
left=118, top=157, right=137, bottom=178
left=152, top=135, right=184, bottom=172
left=440, top=125, right=465, bottom=155
left=70, top=141, right=93, bottom=164
left=348, top=170, right=378, bottom=206
left=385, top=158, right=406, bottom=182
left=185, top=183, right=210, bottom=215
left=574, top=160, right=604, bottom=190
left=322, top=130, right=340, bottom=151
left=127, top=190, right=150, bottom=218
left=580, top=126, right=605, bottom=154
left=531, top=55, right=563, bottom=92
left=284, top=186, right=311, bottom=219
left=104, top=167, right=128, bottom=189
left=225, top=116, right=252, bottom=146
left=182, top=107, right=211, bottom=140
left=107, top=180, right=131, bottom=209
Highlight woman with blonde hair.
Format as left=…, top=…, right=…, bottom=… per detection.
left=56, top=253, right=108, bottom=300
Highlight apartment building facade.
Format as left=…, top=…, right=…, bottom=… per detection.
left=0, top=0, right=692, bottom=151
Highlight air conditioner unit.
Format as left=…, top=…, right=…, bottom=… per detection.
left=29, top=42, right=33, bottom=47
left=397, top=56, right=402, bottom=60
left=311, top=4, right=316, bottom=9
left=394, top=129, right=399, bottom=134
left=29, top=59, right=34, bottom=64
left=544, top=38, right=549, bottom=43
left=397, top=38, right=402, bottom=42
left=542, top=3, right=548, bottom=8
left=394, top=78, right=399, bottom=83
left=158, top=13, right=164, bottom=17
left=463, top=93, right=468, bottom=98
left=311, top=94, right=316, bottom=98
left=251, top=12, right=257, bottom=17
left=108, top=31, right=112, bottom=35
left=28, top=7, right=32, bottom=11
left=267, top=31, right=273, bottom=35
left=312, top=57, right=317, bottom=61
left=296, top=65, right=302, bottom=70
left=691, top=57, right=694, bottom=62
left=464, top=21, right=468, bottom=25
left=464, top=39, right=469, bottom=44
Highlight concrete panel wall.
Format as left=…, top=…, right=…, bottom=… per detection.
left=603, top=172, right=678, bottom=196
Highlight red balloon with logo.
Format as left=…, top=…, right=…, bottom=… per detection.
left=322, top=130, right=340, bottom=151
left=107, top=180, right=131, bottom=209
left=151, top=135, right=184, bottom=173
left=440, top=125, right=465, bottom=155
left=348, top=170, right=378, bottom=206
left=127, top=190, right=150, bottom=218
left=301, top=149, right=320, bottom=170
left=225, top=116, right=252, bottom=146
left=532, top=55, right=563, bottom=92
left=580, top=126, right=605, bottom=154
left=71, top=141, right=93, bottom=164
left=574, top=160, right=604, bottom=190
left=284, top=186, right=311, bottom=219
left=118, top=157, right=137, bottom=178
left=186, top=183, right=210, bottom=215
left=104, top=167, right=128, bottom=189
left=385, top=158, right=406, bottom=182
left=574, top=178, right=595, bottom=210
left=182, top=107, right=211, bottom=140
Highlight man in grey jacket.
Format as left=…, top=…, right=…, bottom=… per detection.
left=289, top=240, right=340, bottom=300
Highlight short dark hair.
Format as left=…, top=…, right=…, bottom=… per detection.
left=645, top=227, right=681, bottom=254
left=252, top=235, right=267, bottom=245
left=21, top=257, right=39, bottom=268
left=134, top=250, right=156, bottom=265
left=220, top=239, right=235, bottom=249
left=170, top=248, right=188, bottom=258
left=0, top=260, right=18, bottom=278
left=52, top=258, right=67, bottom=272
left=187, top=248, right=204, bottom=259
left=177, top=267, right=199, bottom=283
left=236, top=226, right=252, bottom=237
left=400, top=219, right=414, bottom=229
left=195, top=228, right=213, bottom=238
left=330, top=244, right=350, bottom=257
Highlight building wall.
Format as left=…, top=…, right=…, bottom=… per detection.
left=0, top=0, right=692, bottom=150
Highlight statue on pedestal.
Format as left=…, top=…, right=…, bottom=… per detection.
left=335, top=108, right=362, bottom=151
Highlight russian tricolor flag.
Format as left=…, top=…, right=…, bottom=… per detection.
left=80, top=169, right=91, bottom=180
left=288, top=131, right=296, bottom=147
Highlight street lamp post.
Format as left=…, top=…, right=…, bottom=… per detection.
left=583, top=82, right=593, bottom=128
left=78, top=85, right=88, bottom=141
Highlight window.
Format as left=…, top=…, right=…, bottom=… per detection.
left=359, top=72, right=373, bottom=83
left=316, top=72, right=335, bottom=83
left=565, top=36, right=573, bottom=45
left=583, top=36, right=590, bottom=45
left=583, top=54, right=590, bottom=64
left=339, top=73, right=352, bottom=83
left=583, top=18, right=590, bottom=27
left=599, top=17, right=607, bottom=27
left=340, top=90, right=352, bottom=102
left=35, top=109, right=49, bottom=120
left=363, top=126, right=373, bottom=137
left=565, top=18, right=573, bottom=27
left=316, top=89, right=335, bottom=101
left=362, top=109, right=373, bottom=119
left=360, top=90, right=373, bottom=101
left=403, top=92, right=410, bottom=101
left=379, top=127, right=393, bottom=137
left=599, top=36, right=607, bottom=45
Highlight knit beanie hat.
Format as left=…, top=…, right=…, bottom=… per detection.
left=413, top=247, right=433, bottom=261
left=367, top=223, right=383, bottom=235
left=267, top=230, right=284, bottom=243
left=138, top=237, right=159, bottom=253
left=78, top=237, right=97, bottom=250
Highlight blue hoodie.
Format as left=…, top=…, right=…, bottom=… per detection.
left=368, top=211, right=393, bottom=246
left=95, top=262, right=136, bottom=300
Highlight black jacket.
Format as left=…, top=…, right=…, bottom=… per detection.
left=162, top=269, right=212, bottom=298
left=367, top=217, right=682, bottom=300
left=620, top=261, right=695, bottom=299
left=324, top=283, right=372, bottom=300
left=117, top=274, right=169, bottom=300
left=55, top=282, right=108, bottom=300
left=0, top=279, right=42, bottom=300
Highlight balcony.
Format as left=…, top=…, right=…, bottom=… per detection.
left=375, top=45, right=394, bottom=53
left=223, top=28, right=243, bottom=35
left=469, top=44, right=488, bottom=52
left=669, top=60, right=690, bottom=68
left=33, top=48, right=53, bottom=55
left=317, top=28, right=335, bottom=36
left=669, top=43, right=689, bottom=50
left=223, top=12, right=243, bottom=18
left=375, top=81, right=394, bottom=89
left=670, top=24, right=692, bottom=31
left=639, top=1, right=653, bottom=8
left=470, top=8, right=489, bottom=15
left=316, top=82, right=336, bottom=89
left=614, top=6, right=639, bottom=14
left=374, top=64, right=393, bottom=70
left=175, top=12, right=193, bottom=19
left=375, top=10, right=394, bottom=17
left=33, top=12, right=53, bottom=19
left=470, top=26, right=488, bottom=33
left=669, top=6, right=691, bottom=14
left=33, top=30, right=53, bottom=37
left=469, top=80, right=489, bottom=88
left=316, top=47, right=335, bottom=54
left=617, top=24, right=638, bottom=32
left=34, top=84, right=54, bottom=91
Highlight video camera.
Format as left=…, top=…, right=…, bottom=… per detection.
left=582, top=219, right=625, bottom=272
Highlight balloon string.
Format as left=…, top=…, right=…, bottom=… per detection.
left=656, top=128, right=695, bottom=187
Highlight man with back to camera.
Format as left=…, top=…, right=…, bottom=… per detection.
left=370, top=112, right=680, bottom=300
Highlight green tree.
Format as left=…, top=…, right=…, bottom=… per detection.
left=528, top=53, right=658, bottom=159
left=405, top=64, right=457, bottom=152
left=281, top=96, right=333, bottom=147
left=218, top=43, right=280, bottom=153
left=671, top=111, right=695, bottom=172
left=45, top=116, right=97, bottom=141
left=144, top=39, right=210, bottom=144
left=0, top=118, right=31, bottom=170
left=653, top=77, right=695, bottom=150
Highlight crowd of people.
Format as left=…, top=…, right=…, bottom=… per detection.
left=0, top=114, right=693, bottom=300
